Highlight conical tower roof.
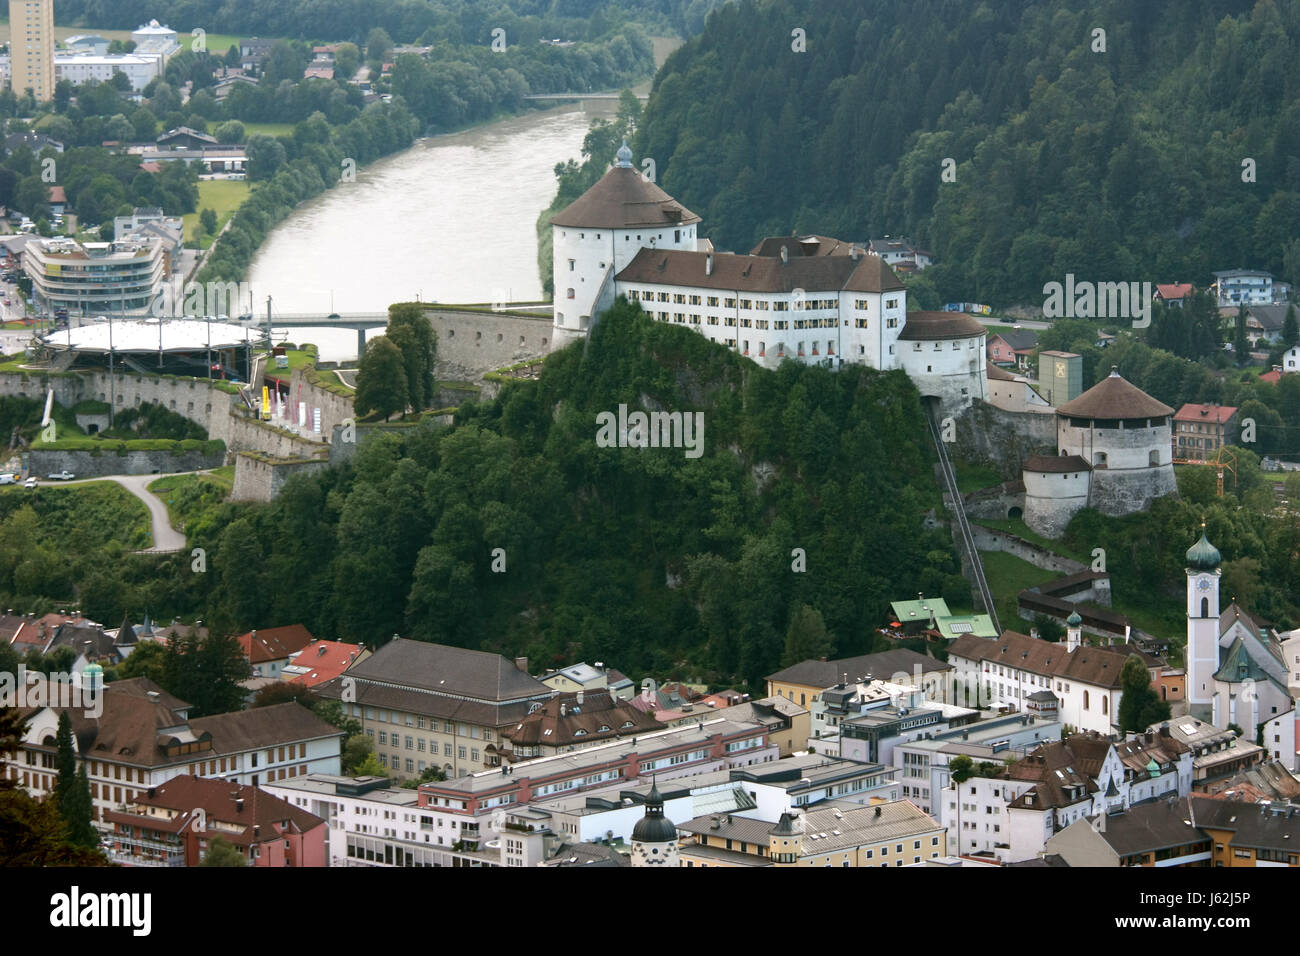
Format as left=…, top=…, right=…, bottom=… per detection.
left=550, top=152, right=701, bottom=230
left=1057, top=367, right=1173, bottom=419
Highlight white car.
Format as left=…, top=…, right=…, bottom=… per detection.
left=47, top=470, right=74, bottom=480
left=23, top=477, right=36, bottom=488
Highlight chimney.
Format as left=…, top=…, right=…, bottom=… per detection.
left=560, top=703, right=566, bottom=716
left=780, top=245, right=789, bottom=264
left=235, top=797, right=244, bottom=812
left=514, top=656, right=528, bottom=673
left=705, top=253, right=713, bottom=276
left=576, top=689, right=584, bottom=706
left=850, top=245, right=860, bottom=261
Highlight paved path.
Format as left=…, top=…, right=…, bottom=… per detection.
left=41, top=472, right=199, bottom=552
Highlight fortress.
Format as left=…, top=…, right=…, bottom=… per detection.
left=544, top=141, right=1178, bottom=534
left=549, top=141, right=988, bottom=416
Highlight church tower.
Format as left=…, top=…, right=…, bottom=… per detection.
left=1185, top=526, right=1222, bottom=721
left=630, top=780, right=678, bottom=867
left=1065, top=609, right=1082, bottom=652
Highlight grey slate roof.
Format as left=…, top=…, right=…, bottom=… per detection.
left=766, top=648, right=952, bottom=688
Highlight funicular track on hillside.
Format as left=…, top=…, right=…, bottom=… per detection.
left=923, top=397, right=1001, bottom=635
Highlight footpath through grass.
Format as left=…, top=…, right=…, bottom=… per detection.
left=183, top=179, right=252, bottom=246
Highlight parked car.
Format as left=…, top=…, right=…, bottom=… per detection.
left=23, top=477, right=36, bottom=488
left=0, top=474, right=13, bottom=485
left=47, top=470, right=74, bottom=480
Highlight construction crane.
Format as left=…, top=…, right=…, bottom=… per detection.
left=1173, top=446, right=1237, bottom=496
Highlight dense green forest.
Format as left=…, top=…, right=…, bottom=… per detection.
left=110, top=299, right=963, bottom=691
left=637, top=0, right=1300, bottom=306
left=49, top=0, right=728, bottom=44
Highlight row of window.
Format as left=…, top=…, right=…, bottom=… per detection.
left=356, top=706, right=494, bottom=741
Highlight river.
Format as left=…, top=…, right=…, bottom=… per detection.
left=247, top=103, right=618, bottom=362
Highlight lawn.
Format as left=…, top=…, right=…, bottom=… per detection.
left=241, top=122, right=296, bottom=138
left=978, top=550, right=1059, bottom=631
left=182, top=179, right=251, bottom=246
left=953, top=459, right=1004, bottom=495
left=182, top=32, right=245, bottom=57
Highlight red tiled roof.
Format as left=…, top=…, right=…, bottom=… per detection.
left=237, top=625, right=315, bottom=664
left=285, top=639, right=367, bottom=687
left=1260, top=370, right=1281, bottom=384
left=107, top=775, right=323, bottom=847
left=1174, top=403, right=1238, bottom=424
left=1155, top=283, right=1195, bottom=300
left=48, top=186, right=67, bottom=204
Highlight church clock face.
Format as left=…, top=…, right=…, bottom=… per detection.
left=1197, top=578, right=1211, bottom=591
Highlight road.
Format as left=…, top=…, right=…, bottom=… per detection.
left=38, top=472, right=196, bottom=552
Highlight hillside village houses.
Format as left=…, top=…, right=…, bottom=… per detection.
left=6, top=675, right=343, bottom=826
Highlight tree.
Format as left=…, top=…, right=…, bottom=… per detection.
left=245, top=134, right=287, bottom=181
left=354, top=336, right=408, bottom=420
left=366, top=28, right=393, bottom=66
left=385, top=303, right=437, bottom=411
left=200, top=208, right=218, bottom=235
left=353, top=752, right=386, bottom=777
left=780, top=603, right=833, bottom=667
left=251, top=682, right=315, bottom=709
left=1118, top=654, right=1170, bottom=733
left=950, top=754, right=974, bottom=784
left=1284, top=304, right=1299, bottom=349
left=213, top=121, right=245, bottom=144
left=333, top=42, right=361, bottom=80
left=200, top=835, right=247, bottom=866
left=314, top=699, right=362, bottom=738
left=401, top=765, right=447, bottom=789
left=1233, top=306, right=1250, bottom=361
left=117, top=640, right=168, bottom=685
left=341, top=733, right=375, bottom=774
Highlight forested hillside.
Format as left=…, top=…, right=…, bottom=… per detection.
left=164, top=301, right=963, bottom=690
left=637, top=0, right=1300, bottom=306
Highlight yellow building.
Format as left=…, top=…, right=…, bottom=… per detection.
left=677, top=799, right=946, bottom=868
left=9, top=0, right=55, bottom=101
left=766, top=649, right=954, bottom=709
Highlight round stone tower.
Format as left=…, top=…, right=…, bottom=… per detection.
left=549, top=140, right=701, bottom=348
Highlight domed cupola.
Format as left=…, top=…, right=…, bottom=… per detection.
left=615, top=138, right=633, bottom=168
left=1186, top=530, right=1221, bottom=571
left=631, top=779, right=677, bottom=844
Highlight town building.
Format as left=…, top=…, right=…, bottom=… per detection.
left=314, top=639, right=555, bottom=780
left=103, top=774, right=326, bottom=866
left=1241, top=303, right=1297, bottom=345
left=766, top=648, right=955, bottom=709
left=281, top=639, right=371, bottom=688
left=986, top=328, right=1038, bottom=369
left=1159, top=715, right=1265, bottom=792
left=235, top=624, right=315, bottom=679
left=947, top=627, right=1162, bottom=734
left=986, top=361, right=1052, bottom=414
left=866, top=236, right=933, bottom=272
left=55, top=53, right=163, bottom=92
left=1045, top=798, right=1213, bottom=867
left=1172, top=403, right=1239, bottom=461
left=677, top=799, right=946, bottom=867
left=550, top=141, right=987, bottom=415
left=23, top=236, right=167, bottom=315
left=892, top=713, right=1062, bottom=816
left=1046, top=795, right=1300, bottom=867
left=1213, top=269, right=1284, bottom=308
left=6, top=677, right=343, bottom=826
left=8, top=0, right=54, bottom=101
left=64, top=34, right=110, bottom=56
left=1154, top=283, right=1196, bottom=307
left=1022, top=367, right=1176, bottom=537
left=501, top=689, right=665, bottom=759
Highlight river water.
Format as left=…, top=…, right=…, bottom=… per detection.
left=247, top=103, right=616, bottom=362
